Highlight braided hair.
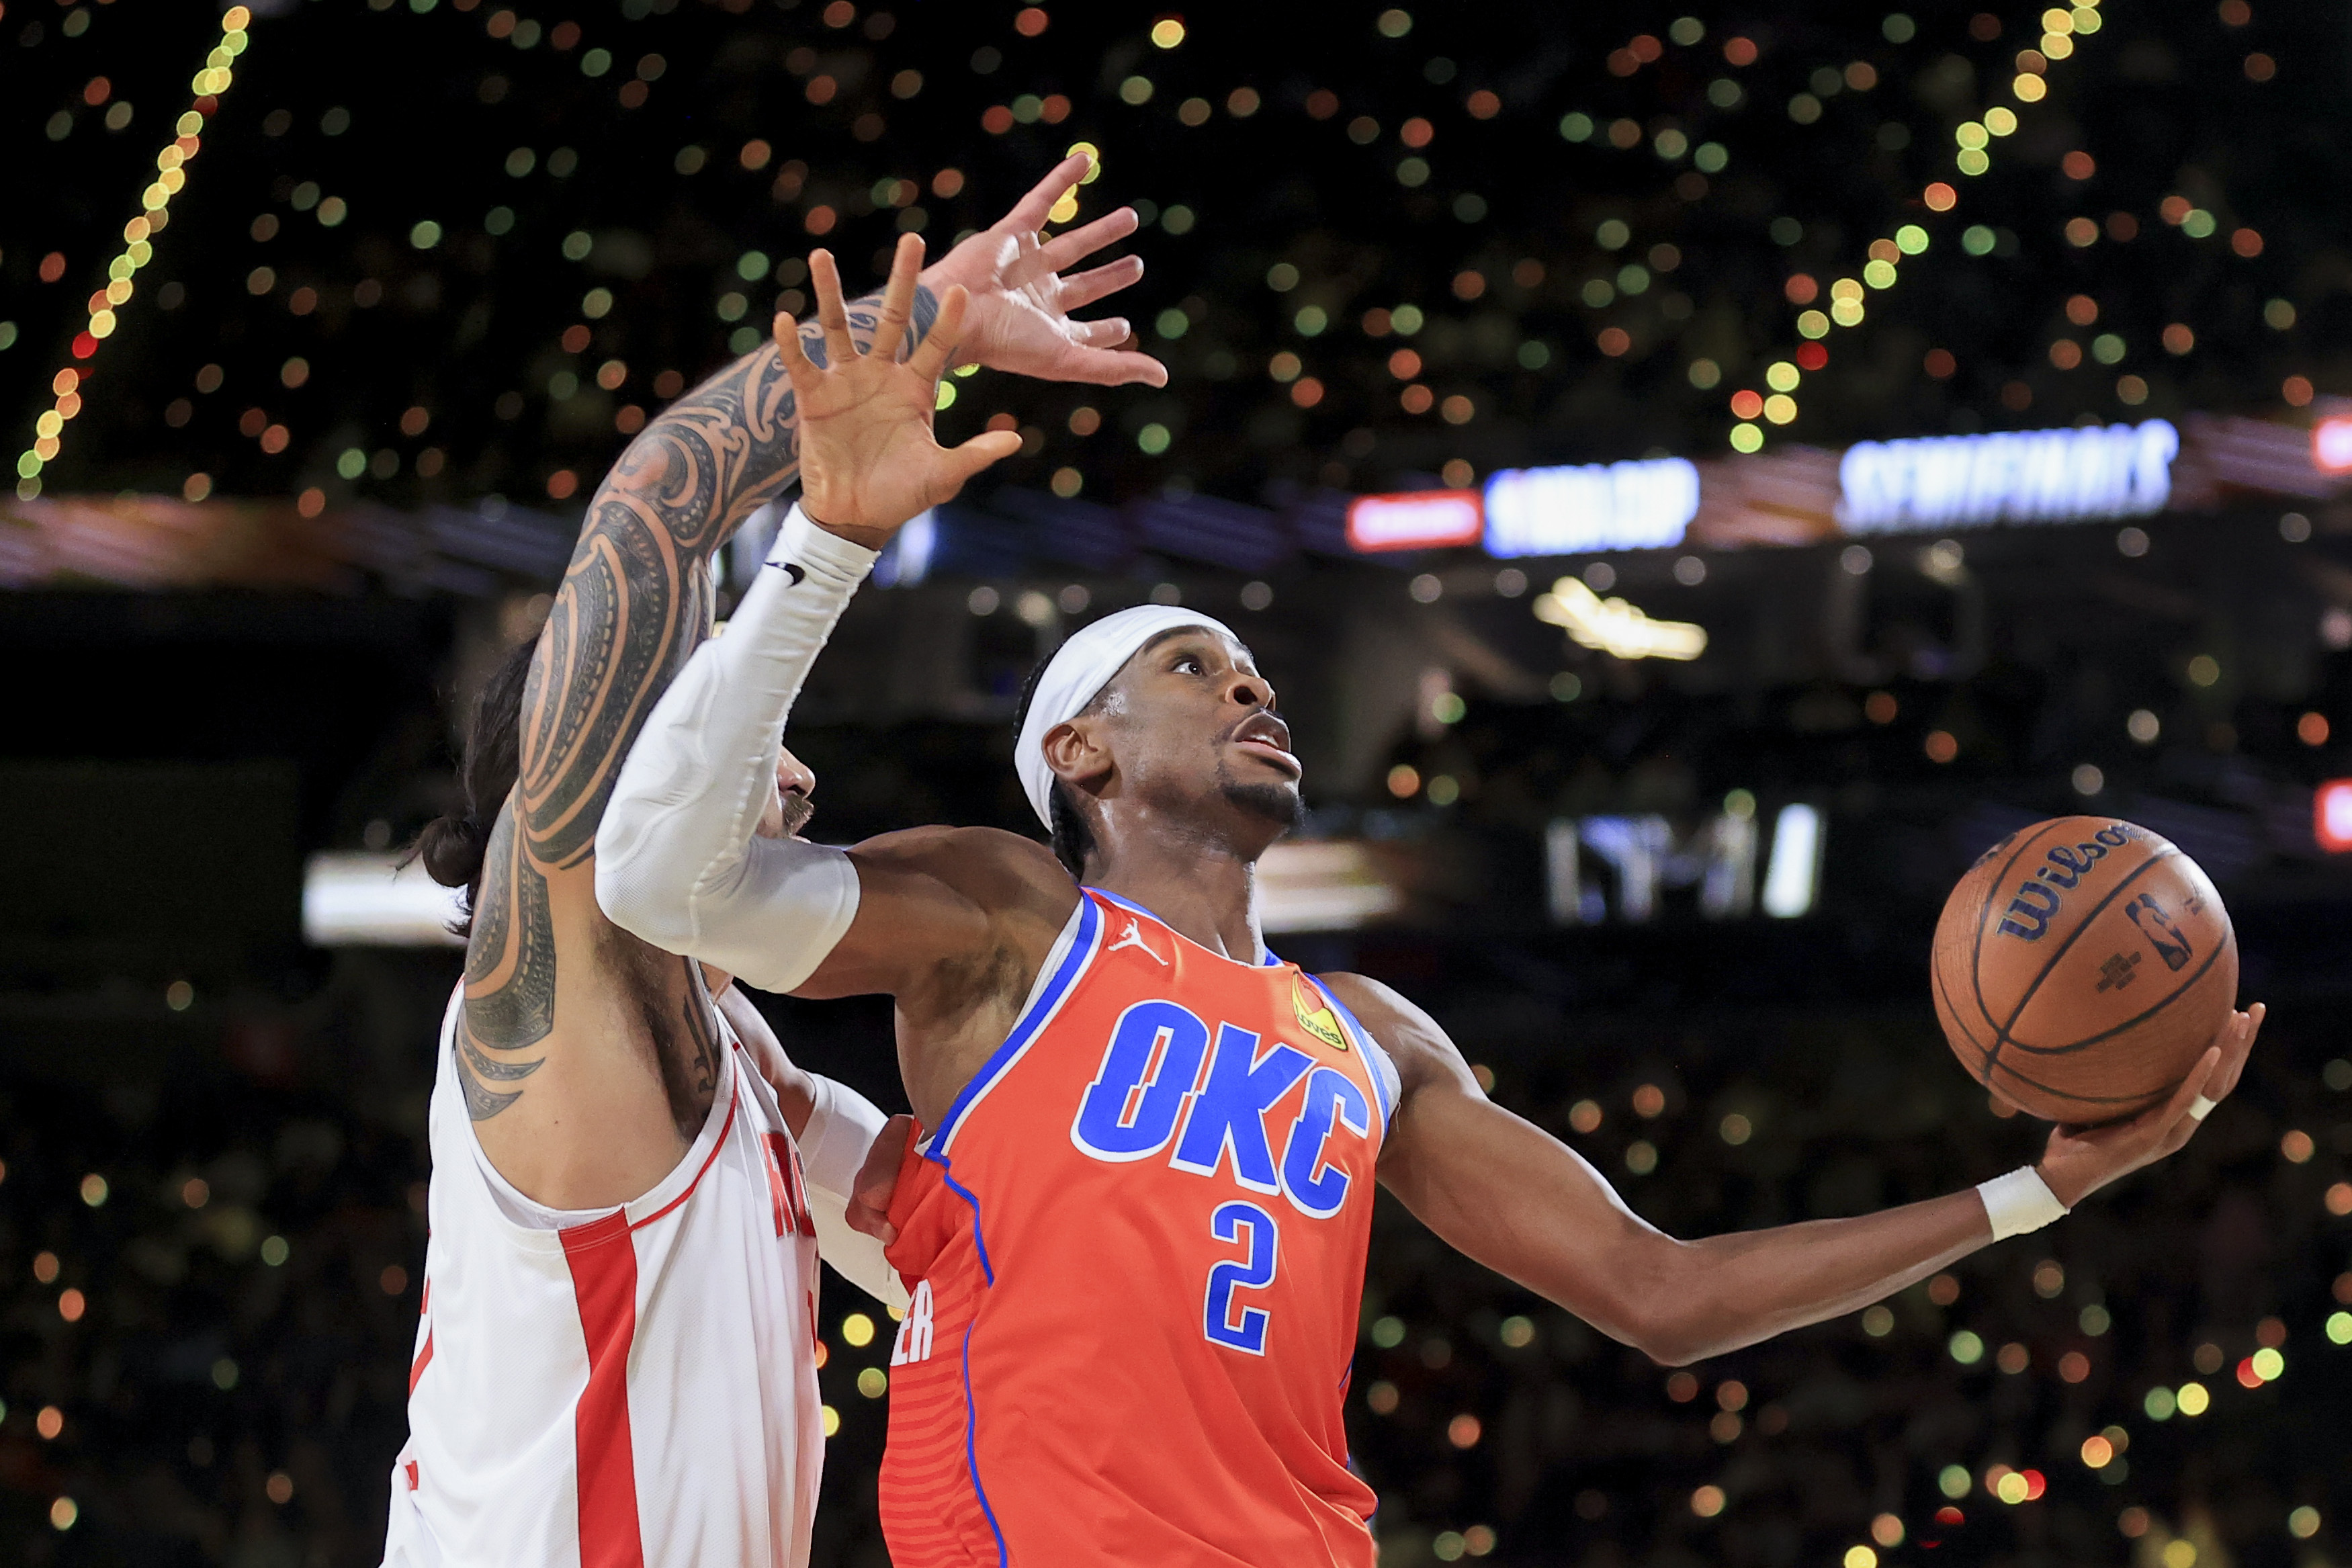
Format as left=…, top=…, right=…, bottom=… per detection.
left=1012, top=653, right=1098, bottom=880
left=407, top=638, right=536, bottom=936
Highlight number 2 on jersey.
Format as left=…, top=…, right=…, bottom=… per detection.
left=1202, top=1201, right=1279, bottom=1354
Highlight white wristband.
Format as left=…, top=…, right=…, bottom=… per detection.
left=797, top=1072, right=890, bottom=1200
left=1977, top=1166, right=2069, bottom=1240
left=771, top=500, right=882, bottom=586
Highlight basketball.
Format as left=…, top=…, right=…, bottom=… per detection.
left=1932, top=817, right=2238, bottom=1124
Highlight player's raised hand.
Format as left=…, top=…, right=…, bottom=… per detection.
left=918, top=152, right=1169, bottom=388
left=776, top=233, right=1022, bottom=549
left=2035, top=1001, right=2265, bottom=1207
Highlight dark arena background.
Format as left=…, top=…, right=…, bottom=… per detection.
left=7, top=0, right=2352, bottom=1563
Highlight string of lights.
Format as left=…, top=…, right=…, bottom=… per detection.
left=1724, top=0, right=2107, bottom=453
left=15, top=6, right=254, bottom=501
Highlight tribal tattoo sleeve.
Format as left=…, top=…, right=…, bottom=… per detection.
left=456, top=286, right=940, bottom=1119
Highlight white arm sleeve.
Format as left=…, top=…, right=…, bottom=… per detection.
left=596, top=506, right=878, bottom=994
left=800, top=1074, right=910, bottom=1311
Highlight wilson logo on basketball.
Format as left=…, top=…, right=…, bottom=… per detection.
left=1995, top=824, right=2138, bottom=941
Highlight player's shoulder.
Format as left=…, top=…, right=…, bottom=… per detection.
left=1311, top=971, right=1466, bottom=1093
left=848, top=825, right=1076, bottom=910
left=1311, top=971, right=1422, bottom=1033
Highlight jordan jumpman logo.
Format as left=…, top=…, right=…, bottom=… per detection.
left=1108, top=918, right=1167, bottom=965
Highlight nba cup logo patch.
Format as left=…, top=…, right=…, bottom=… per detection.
left=1292, top=975, right=1348, bottom=1052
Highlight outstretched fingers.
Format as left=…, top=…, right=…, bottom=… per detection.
left=1055, top=255, right=1147, bottom=312
left=906, top=285, right=973, bottom=383
left=1067, top=316, right=1135, bottom=349
left=2213, top=1002, right=2263, bottom=1098
left=2155, top=1045, right=2226, bottom=1156
left=808, top=249, right=857, bottom=369
left=1059, top=343, right=1171, bottom=388
left=1000, top=151, right=1095, bottom=234
left=869, top=232, right=927, bottom=363
left=937, top=428, right=1025, bottom=492
left=1033, top=207, right=1143, bottom=278
left=771, top=312, right=825, bottom=400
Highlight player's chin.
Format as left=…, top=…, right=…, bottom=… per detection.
left=1220, top=777, right=1305, bottom=832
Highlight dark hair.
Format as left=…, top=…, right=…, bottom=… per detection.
left=409, top=638, right=537, bottom=936
left=1013, top=654, right=1096, bottom=880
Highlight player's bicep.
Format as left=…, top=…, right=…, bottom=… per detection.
left=787, top=845, right=998, bottom=998
left=793, top=829, right=1076, bottom=1002
left=458, top=795, right=559, bottom=1061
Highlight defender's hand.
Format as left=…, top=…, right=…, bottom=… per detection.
left=2036, top=1002, right=2263, bottom=1208
left=777, top=233, right=1022, bottom=548
left=918, top=153, right=1168, bottom=388
left=845, top=1113, right=915, bottom=1245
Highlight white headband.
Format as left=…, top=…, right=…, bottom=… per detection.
left=1014, top=604, right=1240, bottom=829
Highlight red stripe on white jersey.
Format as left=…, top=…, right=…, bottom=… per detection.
left=408, top=1329, right=435, bottom=1397
left=560, top=1211, right=646, bottom=1568
left=765, top=1133, right=816, bottom=1238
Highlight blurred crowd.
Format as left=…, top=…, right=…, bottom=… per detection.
left=13, top=0, right=2347, bottom=508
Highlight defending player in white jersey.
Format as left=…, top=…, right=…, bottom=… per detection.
left=383, top=156, right=1166, bottom=1568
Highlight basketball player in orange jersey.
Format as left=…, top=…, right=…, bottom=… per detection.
left=384, top=157, right=1167, bottom=1568
left=597, top=238, right=2265, bottom=1567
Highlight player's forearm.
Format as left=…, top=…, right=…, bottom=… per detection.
left=596, top=510, right=873, bottom=992
left=1388, top=1088, right=1993, bottom=1366
left=518, top=287, right=934, bottom=870
left=1628, top=1192, right=1991, bottom=1364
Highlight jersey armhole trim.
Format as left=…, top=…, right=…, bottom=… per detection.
left=626, top=1082, right=742, bottom=1233
left=928, top=891, right=1102, bottom=1155
left=440, top=984, right=748, bottom=1248
left=1304, top=975, right=1399, bottom=1130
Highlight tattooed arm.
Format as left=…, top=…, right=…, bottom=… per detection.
left=454, top=269, right=936, bottom=1204
left=460, top=177, right=1163, bottom=1207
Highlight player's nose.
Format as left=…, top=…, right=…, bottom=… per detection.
left=777, top=748, right=818, bottom=799
left=1227, top=671, right=1274, bottom=711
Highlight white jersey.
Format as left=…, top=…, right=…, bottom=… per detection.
left=384, top=986, right=893, bottom=1568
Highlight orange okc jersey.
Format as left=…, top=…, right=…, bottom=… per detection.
left=880, top=888, right=1397, bottom=1567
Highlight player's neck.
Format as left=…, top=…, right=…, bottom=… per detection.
left=1088, top=841, right=1264, bottom=965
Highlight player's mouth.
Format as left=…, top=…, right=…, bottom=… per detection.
left=779, top=790, right=816, bottom=837
left=1229, top=713, right=1303, bottom=779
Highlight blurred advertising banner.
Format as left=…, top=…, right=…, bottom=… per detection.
left=13, top=403, right=2352, bottom=599
left=302, top=839, right=1417, bottom=945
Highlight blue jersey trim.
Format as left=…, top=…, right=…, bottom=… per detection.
left=941, top=1166, right=995, bottom=1286
left=959, top=1319, right=1010, bottom=1567
left=1304, top=973, right=1394, bottom=1129
left=1085, top=885, right=1162, bottom=925
left=930, top=892, right=1103, bottom=1155
left=920, top=887, right=1106, bottom=1560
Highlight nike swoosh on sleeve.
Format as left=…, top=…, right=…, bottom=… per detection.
left=765, top=561, right=808, bottom=586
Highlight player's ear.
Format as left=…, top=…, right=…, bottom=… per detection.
left=1042, top=717, right=1114, bottom=794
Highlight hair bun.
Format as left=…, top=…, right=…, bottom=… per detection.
left=414, top=814, right=488, bottom=890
